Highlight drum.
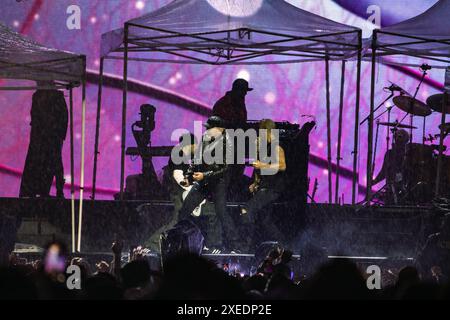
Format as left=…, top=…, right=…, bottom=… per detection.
left=403, top=143, right=437, bottom=203
left=427, top=153, right=449, bottom=198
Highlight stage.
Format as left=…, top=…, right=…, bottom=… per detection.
left=1, top=197, right=441, bottom=261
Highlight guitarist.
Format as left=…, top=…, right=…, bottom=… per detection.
left=178, top=116, right=240, bottom=253
left=146, top=133, right=201, bottom=251
left=240, top=119, right=286, bottom=245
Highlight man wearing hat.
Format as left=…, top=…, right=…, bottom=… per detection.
left=212, top=78, right=253, bottom=129
left=212, top=79, right=253, bottom=200
left=178, top=115, right=240, bottom=252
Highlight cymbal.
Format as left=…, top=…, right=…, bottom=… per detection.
left=426, top=94, right=450, bottom=114
left=393, top=96, right=432, bottom=116
left=379, top=121, right=417, bottom=129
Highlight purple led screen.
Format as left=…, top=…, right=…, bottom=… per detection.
left=0, top=0, right=447, bottom=203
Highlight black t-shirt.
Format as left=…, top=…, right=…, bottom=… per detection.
left=257, top=141, right=286, bottom=192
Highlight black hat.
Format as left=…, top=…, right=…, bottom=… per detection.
left=204, top=116, right=227, bottom=129
left=232, top=78, right=253, bottom=92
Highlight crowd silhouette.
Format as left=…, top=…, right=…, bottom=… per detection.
left=1, top=240, right=449, bottom=300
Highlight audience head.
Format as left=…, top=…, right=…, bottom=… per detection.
left=156, top=253, right=245, bottom=300
left=304, top=259, right=370, bottom=300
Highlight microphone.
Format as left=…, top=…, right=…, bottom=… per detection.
left=384, top=84, right=404, bottom=92
left=420, top=64, right=432, bottom=71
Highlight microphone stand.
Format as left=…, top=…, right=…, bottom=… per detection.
left=413, top=67, right=428, bottom=100
left=372, top=119, right=381, bottom=178
left=370, top=105, right=393, bottom=180
left=404, top=67, right=428, bottom=142
left=373, top=104, right=392, bottom=122
left=360, top=91, right=395, bottom=125
left=386, top=105, right=393, bottom=152
left=414, top=68, right=428, bottom=144
left=363, top=103, right=397, bottom=206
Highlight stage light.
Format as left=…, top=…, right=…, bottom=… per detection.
left=135, top=1, right=145, bottom=10
left=264, top=92, right=276, bottom=104
left=327, top=255, right=414, bottom=261
left=207, top=0, right=263, bottom=17
left=237, top=69, right=250, bottom=81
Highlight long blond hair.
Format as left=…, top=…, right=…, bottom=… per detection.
left=259, top=119, right=276, bottom=143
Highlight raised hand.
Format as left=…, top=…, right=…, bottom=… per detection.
left=111, top=240, right=123, bottom=256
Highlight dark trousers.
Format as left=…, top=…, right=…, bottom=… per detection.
left=55, top=146, right=65, bottom=196
left=20, top=139, right=64, bottom=197
left=146, top=187, right=184, bottom=251
left=180, top=180, right=238, bottom=249
left=243, top=188, right=284, bottom=246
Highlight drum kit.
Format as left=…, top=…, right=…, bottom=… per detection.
left=370, top=79, right=450, bottom=205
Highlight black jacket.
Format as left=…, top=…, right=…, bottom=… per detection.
left=190, top=131, right=233, bottom=185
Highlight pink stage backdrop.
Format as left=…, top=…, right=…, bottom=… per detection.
left=0, top=0, right=447, bottom=203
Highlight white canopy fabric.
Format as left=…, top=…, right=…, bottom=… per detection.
left=0, top=23, right=85, bottom=85
left=101, top=0, right=361, bottom=64
left=373, top=0, right=450, bottom=65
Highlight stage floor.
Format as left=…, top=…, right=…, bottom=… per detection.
left=0, top=197, right=442, bottom=261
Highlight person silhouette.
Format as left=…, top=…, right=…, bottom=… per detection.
left=212, top=78, right=252, bottom=129
left=20, top=80, right=68, bottom=198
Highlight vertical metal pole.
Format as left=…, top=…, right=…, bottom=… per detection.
left=435, top=92, right=447, bottom=197
left=77, top=58, right=87, bottom=252
left=325, top=56, right=333, bottom=204
left=366, top=31, right=377, bottom=201
left=372, top=121, right=380, bottom=177
left=422, top=116, right=426, bottom=144
left=120, top=24, right=129, bottom=200
left=410, top=114, right=414, bottom=143
left=335, top=60, right=346, bottom=204
left=352, top=31, right=362, bottom=205
left=91, top=57, right=104, bottom=200
left=387, top=108, right=391, bottom=151
left=69, top=86, right=75, bottom=253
